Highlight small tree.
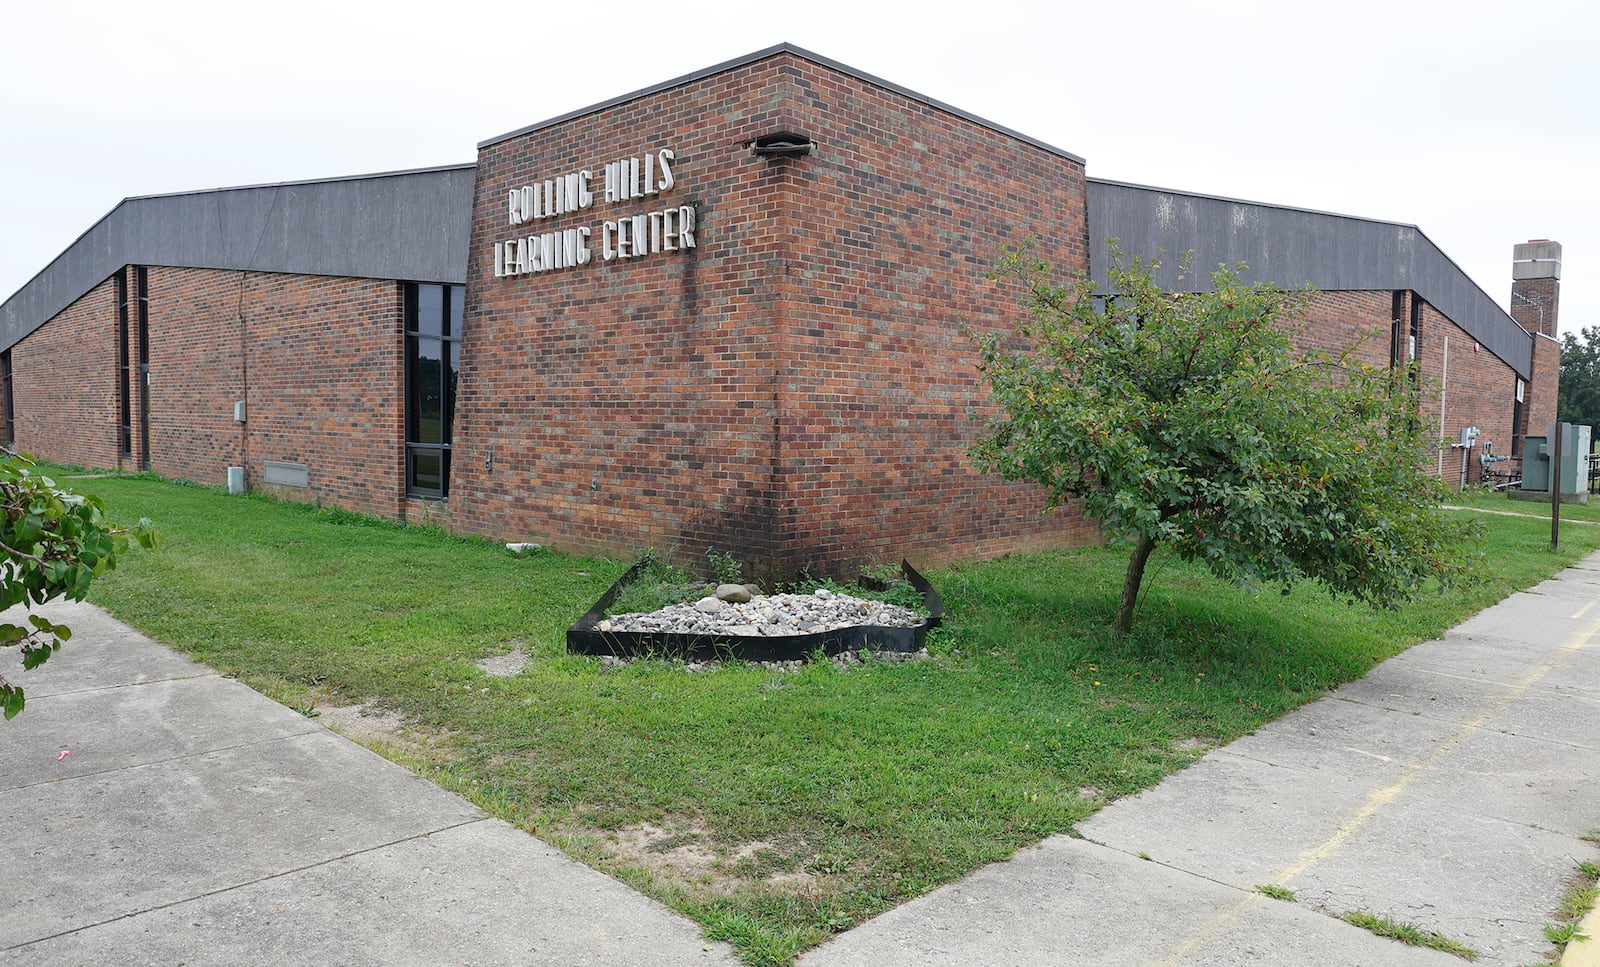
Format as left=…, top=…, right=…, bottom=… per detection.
left=0, top=452, right=157, bottom=719
left=971, top=245, right=1477, bottom=635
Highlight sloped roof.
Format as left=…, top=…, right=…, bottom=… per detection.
left=0, top=164, right=475, bottom=353
left=1089, top=178, right=1533, bottom=377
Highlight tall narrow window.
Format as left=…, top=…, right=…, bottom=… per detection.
left=116, top=271, right=133, bottom=457
left=1, top=349, right=14, bottom=446
left=1512, top=378, right=1525, bottom=457
left=1389, top=291, right=1404, bottom=368
left=405, top=282, right=462, bottom=498
left=136, top=266, right=151, bottom=470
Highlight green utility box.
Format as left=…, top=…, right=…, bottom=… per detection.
left=1521, top=423, right=1592, bottom=495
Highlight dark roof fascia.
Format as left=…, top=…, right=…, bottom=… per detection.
left=1085, top=177, right=1534, bottom=377
left=2, top=164, right=477, bottom=353
left=123, top=162, right=478, bottom=203
left=477, top=42, right=1088, bottom=165
left=1087, top=176, right=1419, bottom=232
left=4, top=163, right=476, bottom=310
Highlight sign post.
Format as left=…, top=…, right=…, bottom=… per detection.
left=1552, top=422, right=1563, bottom=549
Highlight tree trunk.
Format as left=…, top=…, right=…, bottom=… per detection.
left=1115, top=535, right=1157, bottom=636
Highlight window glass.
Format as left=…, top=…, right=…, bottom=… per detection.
left=408, top=336, right=444, bottom=445
left=416, top=284, right=444, bottom=337
left=409, top=449, right=443, bottom=495
left=404, top=282, right=463, bottom=498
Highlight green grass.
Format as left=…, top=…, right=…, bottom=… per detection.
left=1543, top=857, right=1600, bottom=955
left=1254, top=883, right=1296, bottom=902
left=1342, top=911, right=1478, bottom=960
left=1447, top=486, right=1600, bottom=524
left=52, top=471, right=1600, bottom=966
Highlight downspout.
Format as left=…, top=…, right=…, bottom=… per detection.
left=1437, top=335, right=1449, bottom=479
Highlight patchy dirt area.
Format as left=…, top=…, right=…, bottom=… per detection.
left=475, top=647, right=529, bottom=677
left=316, top=703, right=409, bottom=744
left=599, top=819, right=817, bottom=894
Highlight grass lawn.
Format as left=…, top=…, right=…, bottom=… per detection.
left=57, top=472, right=1600, bottom=966
left=1447, top=485, right=1600, bottom=525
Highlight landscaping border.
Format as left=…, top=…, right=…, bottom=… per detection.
left=566, top=560, right=944, bottom=662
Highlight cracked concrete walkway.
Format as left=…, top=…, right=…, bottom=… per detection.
left=0, top=601, right=738, bottom=966
left=802, top=555, right=1600, bottom=967
left=5, top=555, right=1599, bottom=965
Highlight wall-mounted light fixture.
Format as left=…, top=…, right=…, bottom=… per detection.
left=751, top=131, right=815, bottom=159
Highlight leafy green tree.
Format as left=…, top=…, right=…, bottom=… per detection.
left=1559, top=326, right=1600, bottom=431
left=0, top=452, right=157, bottom=719
left=971, top=245, right=1478, bottom=635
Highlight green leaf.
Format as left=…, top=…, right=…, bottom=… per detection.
left=1, top=684, right=23, bottom=720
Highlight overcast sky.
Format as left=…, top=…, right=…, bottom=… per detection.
left=2, top=0, right=1595, bottom=335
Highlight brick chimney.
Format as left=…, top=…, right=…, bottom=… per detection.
left=1510, top=239, right=1561, bottom=337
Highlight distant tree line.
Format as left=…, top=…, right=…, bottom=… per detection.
left=1559, top=326, right=1600, bottom=432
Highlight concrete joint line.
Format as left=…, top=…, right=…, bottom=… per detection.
left=1, top=817, right=493, bottom=954
left=6, top=726, right=327, bottom=793
left=27, top=671, right=220, bottom=701
left=1151, top=612, right=1600, bottom=964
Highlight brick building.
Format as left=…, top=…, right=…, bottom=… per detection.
left=0, top=44, right=1560, bottom=576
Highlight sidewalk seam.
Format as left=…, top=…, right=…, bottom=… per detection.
left=21, top=671, right=221, bottom=701
left=3, top=725, right=327, bottom=793
left=0, top=816, right=494, bottom=953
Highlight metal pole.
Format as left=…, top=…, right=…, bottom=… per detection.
left=1552, top=422, right=1562, bottom=549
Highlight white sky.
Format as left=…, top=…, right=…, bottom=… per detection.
left=2, top=0, right=1595, bottom=335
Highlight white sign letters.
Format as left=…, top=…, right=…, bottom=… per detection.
left=493, top=147, right=695, bottom=278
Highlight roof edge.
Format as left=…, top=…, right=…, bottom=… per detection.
left=477, top=42, right=1087, bottom=165
left=3, top=163, right=475, bottom=310
left=1089, top=175, right=1531, bottom=343
left=1087, top=176, right=1418, bottom=232
left=125, top=162, right=478, bottom=203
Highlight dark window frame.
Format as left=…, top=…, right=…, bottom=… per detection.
left=135, top=266, right=150, bottom=470
left=1, top=348, right=14, bottom=446
left=403, top=282, right=462, bottom=499
left=117, top=271, right=133, bottom=457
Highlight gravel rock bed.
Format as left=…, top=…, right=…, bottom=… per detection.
left=597, top=647, right=932, bottom=673
left=598, top=587, right=925, bottom=638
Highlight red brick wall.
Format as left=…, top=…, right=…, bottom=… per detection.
left=231, top=272, right=405, bottom=519
left=143, top=266, right=246, bottom=482
left=1511, top=277, right=1559, bottom=338
left=771, top=60, right=1093, bottom=574
left=1413, top=303, right=1521, bottom=487
left=11, top=275, right=123, bottom=470
left=1283, top=289, right=1525, bottom=489
left=1289, top=289, right=1396, bottom=367
left=12, top=266, right=405, bottom=518
left=453, top=50, right=1095, bottom=577
left=1526, top=332, right=1560, bottom=446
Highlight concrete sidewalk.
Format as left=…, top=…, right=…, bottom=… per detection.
left=802, top=556, right=1600, bottom=966
left=5, top=557, right=1599, bottom=966
left=0, top=601, right=738, bottom=966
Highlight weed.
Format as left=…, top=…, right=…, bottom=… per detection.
left=1560, top=885, right=1599, bottom=921
left=706, top=546, right=743, bottom=585
left=1579, top=860, right=1600, bottom=880
left=1254, top=883, right=1295, bottom=902
left=1542, top=921, right=1589, bottom=945
left=1341, top=911, right=1478, bottom=960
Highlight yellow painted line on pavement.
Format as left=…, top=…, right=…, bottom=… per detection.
left=1153, top=611, right=1600, bottom=966
left=1575, top=601, right=1595, bottom=621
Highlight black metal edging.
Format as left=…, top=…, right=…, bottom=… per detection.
left=567, top=560, right=943, bottom=662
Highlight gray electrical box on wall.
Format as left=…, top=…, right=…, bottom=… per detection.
left=233, top=401, right=247, bottom=423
